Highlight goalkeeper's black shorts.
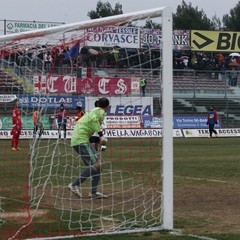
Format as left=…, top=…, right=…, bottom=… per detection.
left=89, top=136, right=100, bottom=143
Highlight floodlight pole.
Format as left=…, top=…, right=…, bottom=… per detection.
left=161, top=6, right=173, bottom=230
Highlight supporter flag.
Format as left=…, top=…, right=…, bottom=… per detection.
left=64, top=42, right=80, bottom=60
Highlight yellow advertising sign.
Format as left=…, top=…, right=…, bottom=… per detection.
left=191, top=30, right=240, bottom=52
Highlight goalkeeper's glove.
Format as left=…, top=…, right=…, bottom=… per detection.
left=101, top=145, right=107, bottom=151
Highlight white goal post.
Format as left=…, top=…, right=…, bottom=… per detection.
left=161, top=7, right=173, bottom=230
left=0, top=6, right=173, bottom=239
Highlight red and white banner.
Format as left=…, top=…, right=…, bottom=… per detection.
left=33, top=75, right=138, bottom=95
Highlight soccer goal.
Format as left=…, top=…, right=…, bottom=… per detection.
left=0, top=7, right=173, bottom=239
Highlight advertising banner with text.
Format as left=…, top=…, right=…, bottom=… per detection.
left=140, top=116, right=218, bottom=129
left=191, top=30, right=240, bottom=52
left=183, top=128, right=240, bottom=138
left=18, top=95, right=85, bottom=109
left=173, top=116, right=221, bottom=129
left=105, top=115, right=142, bottom=129
left=85, top=96, right=153, bottom=116
left=142, top=115, right=162, bottom=128
left=1, top=128, right=240, bottom=139
left=85, top=26, right=140, bottom=48
left=0, top=129, right=183, bottom=139
left=0, top=94, right=17, bottom=102
left=141, top=29, right=190, bottom=50
left=0, top=116, right=50, bottom=130
left=84, top=27, right=190, bottom=50
left=5, top=20, right=64, bottom=34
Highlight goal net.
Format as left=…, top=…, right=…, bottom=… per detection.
left=0, top=7, right=173, bottom=239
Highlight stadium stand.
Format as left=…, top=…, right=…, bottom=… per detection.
left=0, top=69, right=24, bottom=94
left=1, top=59, right=240, bottom=127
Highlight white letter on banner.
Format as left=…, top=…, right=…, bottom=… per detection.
left=64, top=76, right=77, bottom=93
left=115, top=79, right=127, bottom=94
left=98, top=78, right=110, bottom=94
left=47, top=76, right=58, bottom=93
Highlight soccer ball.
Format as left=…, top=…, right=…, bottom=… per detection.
left=100, top=136, right=108, bottom=146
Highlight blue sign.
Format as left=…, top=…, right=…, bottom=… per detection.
left=18, top=95, right=85, bottom=109
left=142, top=116, right=162, bottom=128
left=142, top=116, right=221, bottom=129
left=173, top=116, right=221, bottom=129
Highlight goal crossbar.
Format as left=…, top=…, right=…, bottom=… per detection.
left=0, top=7, right=166, bottom=44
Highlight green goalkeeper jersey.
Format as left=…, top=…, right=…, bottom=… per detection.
left=71, top=107, right=106, bottom=146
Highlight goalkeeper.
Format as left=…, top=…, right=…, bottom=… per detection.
left=68, top=97, right=110, bottom=199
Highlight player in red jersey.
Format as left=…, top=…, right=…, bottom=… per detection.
left=11, top=101, right=22, bottom=151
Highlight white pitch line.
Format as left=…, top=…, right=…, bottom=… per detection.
left=187, top=234, right=219, bottom=240
left=171, top=230, right=219, bottom=240
left=175, top=175, right=239, bottom=184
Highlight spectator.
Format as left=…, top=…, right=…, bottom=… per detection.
left=219, top=61, right=227, bottom=81
left=31, top=48, right=39, bottom=67
left=229, top=67, right=238, bottom=87
left=140, top=76, right=147, bottom=97
left=43, top=51, right=53, bottom=73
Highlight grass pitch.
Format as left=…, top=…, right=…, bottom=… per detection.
left=0, top=137, right=240, bottom=240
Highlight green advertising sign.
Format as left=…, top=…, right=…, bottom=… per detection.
left=0, top=116, right=50, bottom=130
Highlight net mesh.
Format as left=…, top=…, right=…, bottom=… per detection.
left=0, top=8, right=169, bottom=239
